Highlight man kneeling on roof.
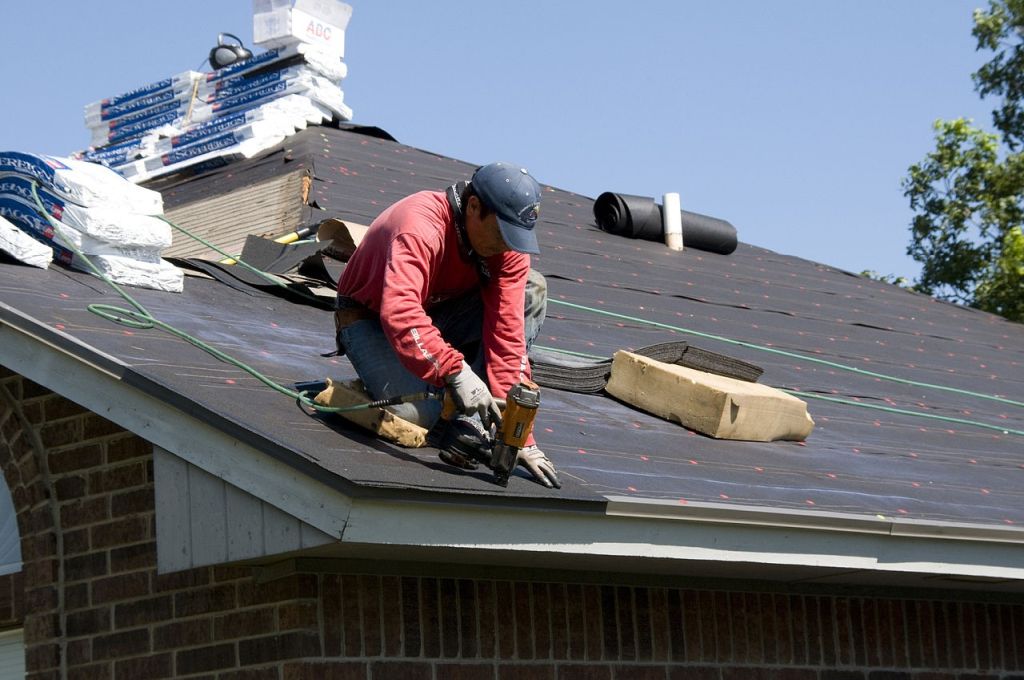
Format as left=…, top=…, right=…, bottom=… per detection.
left=333, top=162, right=560, bottom=488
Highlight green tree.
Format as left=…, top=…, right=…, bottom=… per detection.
left=902, top=0, right=1024, bottom=321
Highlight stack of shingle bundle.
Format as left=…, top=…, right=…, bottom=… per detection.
left=0, top=151, right=183, bottom=292
left=78, top=39, right=352, bottom=183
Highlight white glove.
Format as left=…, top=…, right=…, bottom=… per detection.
left=444, top=361, right=502, bottom=430
left=519, top=445, right=561, bottom=488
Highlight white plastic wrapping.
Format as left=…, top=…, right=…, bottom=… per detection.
left=0, top=215, right=50, bottom=269
left=116, top=130, right=288, bottom=183
left=0, top=154, right=183, bottom=292
left=0, top=152, right=163, bottom=213
left=0, top=175, right=170, bottom=248
left=0, top=194, right=164, bottom=260
left=84, top=254, right=184, bottom=293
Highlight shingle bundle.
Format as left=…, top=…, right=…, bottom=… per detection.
left=0, top=152, right=183, bottom=291
left=78, top=42, right=352, bottom=183
left=529, top=341, right=764, bottom=394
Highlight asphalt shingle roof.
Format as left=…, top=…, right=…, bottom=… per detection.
left=2, top=124, right=1022, bottom=527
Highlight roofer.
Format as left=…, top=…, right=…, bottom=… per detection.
left=333, top=162, right=560, bottom=488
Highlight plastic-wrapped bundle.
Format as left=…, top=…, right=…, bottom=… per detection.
left=114, top=122, right=290, bottom=183
left=207, top=71, right=349, bottom=119
left=0, top=195, right=163, bottom=260
left=0, top=152, right=162, bottom=213
left=81, top=40, right=352, bottom=183
left=0, top=151, right=183, bottom=292
left=84, top=71, right=200, bottom=121
left=0, top=175, right=170, bottom=248
left=86, top=44, right=349, bottom=149
left=0, top=196, right=183, bottom=293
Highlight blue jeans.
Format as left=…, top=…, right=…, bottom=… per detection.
left=337, top=269, right=547, bottom=427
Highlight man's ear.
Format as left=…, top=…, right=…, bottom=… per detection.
left=465, top=194, right=480, bottom=217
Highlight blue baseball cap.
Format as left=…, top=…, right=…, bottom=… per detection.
left=471, top=162, right=542, bottom=255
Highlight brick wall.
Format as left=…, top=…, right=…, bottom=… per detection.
left=1, top=365, right=1022, bottom=680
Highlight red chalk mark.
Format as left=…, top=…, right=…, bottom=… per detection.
left=544, top=427, right=553, bottom=433
left=805, top=500, right=815, bottom=506
left=754, top=467, right=764, bottom=473
left=59, top=293, right=69, bottom=299
left=897, top=508, right=909, bottom=515
left=678, top=498, right=688, bottom=505
left=122, top=331, right=133, bottom=336
left=577, top=449, right=587, bottom=455
left=719, top=494, right=730, bottom=499
left=55, top=323, right=65, bottom=330
left=981, top=488, right=990, bottom=495
left=798, top=442, right=807, bottom=446
left=909, top=452, right=919, bottom=458
left=969, top=459, right=978, bottom=465
left=225, top=379, right=236, bottom=385
left=1005, top=519, right=1015, bottom=525
left=627, top=486, right=637, bottom=492
left=852, top=448, right=861, bottom=454
left=640, top=455, right=649, bottom=461
left=270, top=322, right=279, bottom=328
left=689, top=459, right=699, bottom=465
left=826, top=473, right=837, bottom=479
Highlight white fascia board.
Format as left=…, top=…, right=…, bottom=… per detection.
left=341, top=497, right=1024, bottom=582
left=0, top=311, right=351, bottom=539
left=604, top=495, right=1024, bottom=544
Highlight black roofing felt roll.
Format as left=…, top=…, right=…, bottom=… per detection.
left=593, top=192, right=738, bottom=255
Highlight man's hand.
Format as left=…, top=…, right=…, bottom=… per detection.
left=444, top=361, right=502, bottom=429
left=519, top=445, right=561, bottom=488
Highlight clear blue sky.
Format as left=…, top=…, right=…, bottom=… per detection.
left=0, top=1, right=995, bottom=281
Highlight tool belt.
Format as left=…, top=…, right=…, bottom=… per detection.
left=334, top=296, right=377, bottom=332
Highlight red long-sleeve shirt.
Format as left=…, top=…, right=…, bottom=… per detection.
left=336, top=190, right=532, bottom=400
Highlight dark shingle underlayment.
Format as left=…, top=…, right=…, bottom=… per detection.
left=2, top=124, right=1022, bottom=530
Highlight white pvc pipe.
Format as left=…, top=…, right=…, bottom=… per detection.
left=662, top=192, right=683, bottom=251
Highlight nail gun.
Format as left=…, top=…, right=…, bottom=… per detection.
left=429, top=379, right=542, bottom=487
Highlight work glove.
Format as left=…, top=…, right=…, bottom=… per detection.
left=444, top=361, right=503, bottom=430
left=519, top=445, right=561, bottom=489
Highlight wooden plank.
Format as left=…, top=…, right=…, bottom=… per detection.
left=314, top=378, right=427, bottom=447
left=606, top=351, right=814, bottom=442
